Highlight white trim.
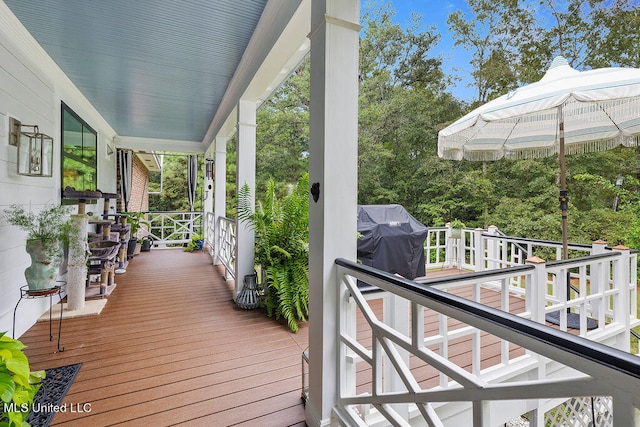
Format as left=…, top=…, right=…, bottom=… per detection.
left=203, top=0, right=309, bottom=147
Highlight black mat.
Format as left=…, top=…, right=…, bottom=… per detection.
left=26, top=362, right=83, bottom=427
left=546, top=311, right=598, bottom=330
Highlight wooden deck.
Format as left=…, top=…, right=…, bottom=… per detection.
left=18, top=250, right=530, bottom=426
left=18, top=249, right=308, bottom=426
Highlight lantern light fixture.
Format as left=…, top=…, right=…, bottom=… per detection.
left=10, top=117, right=54, bottom=177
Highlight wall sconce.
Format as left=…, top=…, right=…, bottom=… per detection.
left=10, top=117, right=54, bottom=177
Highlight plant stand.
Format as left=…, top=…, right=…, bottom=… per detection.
left=443, top=236, right=461, bottom=270
left=13, top=284, right=64, bottom=352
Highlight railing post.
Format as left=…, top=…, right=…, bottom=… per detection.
left=526, top=256, right=547, bottom=324
left=612, top=245, right=631, bottom=351
left=444, top=223, right=452, bottom=268
left=337, top=269, right=357, bottom=407
left=214, top=217, right=221, bottom=265
left=458, top=229, right=466, bottom=269
left=591, top=240, right=608, bottom=323
left=486, top=225, right=498, bottom=270
left=474, top=228, right=484, bottom=272
left=612, top=393, right=638, bottom=426
left=527, top=255, right=548, bottom=427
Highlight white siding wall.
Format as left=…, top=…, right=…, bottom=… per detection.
left=0, top=5, right=118, bottom=337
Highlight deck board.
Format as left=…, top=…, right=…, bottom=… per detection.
left=18, top=249, right=308, bottom=426
left=18, top=249, right=532, bottom=426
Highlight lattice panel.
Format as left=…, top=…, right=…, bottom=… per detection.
left=545, top=397, right=613, bottom=427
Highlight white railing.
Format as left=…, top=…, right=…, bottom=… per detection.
left=425, top=227, right=448, bottom=270
left=335, top=255, right=640, bottom=426
left=146, top=211, right=203, bottom=246
left=216, top=216, right=236, bottom=280
left=204, top=211, right=215, bottom=257
left=426, top=226, right=629, bottom=273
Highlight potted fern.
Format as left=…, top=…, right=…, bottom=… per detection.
left=449, top=219, right=465, bottom=238
left=238, top=174, right=309, bottom=332
left=3, top=204, right=75, bottom=291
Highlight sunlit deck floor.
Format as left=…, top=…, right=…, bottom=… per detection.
left=18, top=251, right=526, bottom=426
left=19, top=249, right=308, bottom=426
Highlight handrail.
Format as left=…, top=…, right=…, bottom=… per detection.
left=546, top=251, right=621, bottom=267
left=334, top=256, right=640, bottom=425
left=216, top=216, right=236, bottom=280
left=491, top=228, right=530, bottom=258
left=482, top=232, right=593, bottom=251
left=146, top=211, right=203, bottom=246
left=415, top=263, right=534, bottom=286
left=337, top=257, right=640, bottom=379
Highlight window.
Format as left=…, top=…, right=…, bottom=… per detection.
left=61, top=102, right=97, bottom=199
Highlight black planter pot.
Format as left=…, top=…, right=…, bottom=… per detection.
left=127, top=238, right=138, bottom=259
left=141, top=239, right=152, bottom=252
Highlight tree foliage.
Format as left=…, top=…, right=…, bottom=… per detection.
left=248, top=1, right=640, bottom=253
left=149, top=154, right=204, bottom=212
left=237, top=0, right=640, bottom=296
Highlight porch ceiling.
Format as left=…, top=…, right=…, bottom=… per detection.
left=4, top=0, right=276, bottom=149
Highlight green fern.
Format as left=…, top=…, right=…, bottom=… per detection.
left=238, top=174, right=309, bottom=332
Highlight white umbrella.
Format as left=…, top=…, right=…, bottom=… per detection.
left=438, top=56, right=640, bottom=258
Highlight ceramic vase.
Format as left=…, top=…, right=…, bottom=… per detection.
left=24, top=239, right=59, bottom=291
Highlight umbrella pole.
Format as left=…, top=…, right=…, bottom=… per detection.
left=558, top=105, right=569, bottom=260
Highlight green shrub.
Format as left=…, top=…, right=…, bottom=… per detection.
left=184, top=234, right=204, bottom=252
left=238, top=174, right=309, bottom=332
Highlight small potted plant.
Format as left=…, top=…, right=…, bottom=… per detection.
left=0, top=331, right=45, bottom=426
left=3, top=204, right=76, bottom=290
left=449, top=219, right=465, bottom=238
left=123, top=212, right=149, bottom=257
left=184, top=234, right=204, bottom=252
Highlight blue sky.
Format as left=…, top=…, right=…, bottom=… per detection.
left=384, top=1, right=475, bottom=101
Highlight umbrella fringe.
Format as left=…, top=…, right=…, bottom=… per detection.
left=458, top=135, right=640, bottom=161
left=503, top=146, right=557, bottom=160
left=564, top=135, right=639, bottom=156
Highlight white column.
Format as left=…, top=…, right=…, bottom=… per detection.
left=213, top=136, right=228, bottom=265
left=66, top=214, right=88, bottom=311
left=235, top=100, right=256, bottom=298
left=203, top=157, right=214, bottom=253
left=307, top=1, right=360, bottom=426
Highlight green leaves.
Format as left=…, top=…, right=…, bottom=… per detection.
left=0, top=332, right=44, bottom=427
left=2, top=204, right=74, bottom=261
left=238, top=174, right=310, bottom=332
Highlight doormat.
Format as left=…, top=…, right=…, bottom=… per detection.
left=26, top=362, right=83, bottom=427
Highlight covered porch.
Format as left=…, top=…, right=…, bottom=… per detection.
left=18, top=248, right=308, bottom=426
left=2, top=0, right=640, bottom=425
left=1, top=1, right=356, bottom=423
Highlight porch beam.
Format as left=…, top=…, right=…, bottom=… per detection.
left=306, top=0, right=360, bottom=425
left=235, top=99, right=256, bottom=298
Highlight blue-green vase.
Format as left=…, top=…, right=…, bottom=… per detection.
left=24, top=239, right=59, bottom=290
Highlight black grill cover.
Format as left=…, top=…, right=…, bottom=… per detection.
left=357, top=205, right=428, bottom=280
